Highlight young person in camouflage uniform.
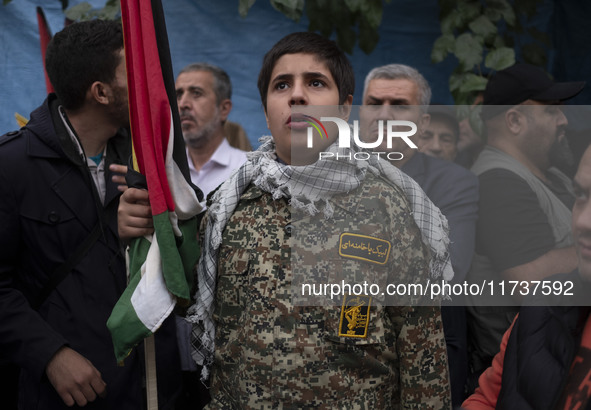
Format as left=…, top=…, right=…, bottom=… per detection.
left=119, top=32, right=452, bottom=408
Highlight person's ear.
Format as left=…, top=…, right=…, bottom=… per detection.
left=89, top=81, right=109, bottom=105
left=339, top=94, right=353, bottom=121
left=219, top=99, right=232, bottom=122
left=505, top=108, right=525, bottom=135
left=264, top=107, right=270, bottom=129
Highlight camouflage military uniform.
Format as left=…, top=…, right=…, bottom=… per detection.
left=207, top=172, right=451, bottom=409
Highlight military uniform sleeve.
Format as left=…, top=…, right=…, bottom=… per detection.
left=391, top=305, right=451, bottom=409
left=0, top=154, right=68, bottom=381
left=383, top=183, right=451, bottom=409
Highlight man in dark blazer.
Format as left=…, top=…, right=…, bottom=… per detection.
left=361, top=63, right=479, bottom=406
left=0, top=20, right=180, bottom=409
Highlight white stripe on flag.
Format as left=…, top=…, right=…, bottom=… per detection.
left=130, top=233, right=176, bottom=332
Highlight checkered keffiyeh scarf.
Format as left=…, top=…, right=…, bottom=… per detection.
left=186, top=136, right=452, bottom=380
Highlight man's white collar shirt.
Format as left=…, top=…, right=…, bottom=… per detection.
left=187, top=137, right=247, bottom=203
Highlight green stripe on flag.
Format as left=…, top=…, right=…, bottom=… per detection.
left=107, top=213, right=201, bottom=363
left=107, top=237, right=152, bottom=363
left=153, top=212, right=199, bottom=302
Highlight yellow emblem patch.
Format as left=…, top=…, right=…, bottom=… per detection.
left=338, top=294, right=372, bottom=338
left=338, top=233, right=391, bottom=265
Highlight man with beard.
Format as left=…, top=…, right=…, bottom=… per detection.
left=0, top=20, right=181, bottom=409
left=175, top=63, right=247, bottom=201
left=466, top=63, right=585, bottom=393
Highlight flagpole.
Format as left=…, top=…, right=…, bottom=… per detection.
left=145, top=334, right=158, bottom=409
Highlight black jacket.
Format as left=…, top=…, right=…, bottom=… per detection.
left=0, top=95, right=181, bottom=409
left=497, top=271, right=591, bottom=410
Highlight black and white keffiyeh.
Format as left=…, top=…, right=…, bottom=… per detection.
left=186, top=136, right=452, bottom=380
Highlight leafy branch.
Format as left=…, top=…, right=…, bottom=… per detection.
left=4, top=0, right=389, bottom=55
left=432, top=0, right=550, bottom=105
left=64, top=0, right=119, bottom=21
left=239, top=0, right=392, bottom=54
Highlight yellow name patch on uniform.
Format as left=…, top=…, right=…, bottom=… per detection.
left=338, top=233, right=391, bottom=265
left=339, top=294, right=372, bottom=338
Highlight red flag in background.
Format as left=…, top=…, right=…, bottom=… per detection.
left=36, top=7, right=54, bottom=94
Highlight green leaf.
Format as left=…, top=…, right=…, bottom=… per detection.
left=239, top=0, right=256, bottom=18
left=305, top=0, right=332, bottom=36
left=431, top=34, right=455, bottom=63
left=343, top=0, right=362, bottom=13
left=336, top=25, right=356, bottom=55
left=453, top=33, right=483, bottom=71
left=468, top=104, right=484, bottom=140
left=98, top=3, right=120, bottom=20
left=313, top=0, right=329, bottom=8
left=449, top=72, right=465, bottom=92
left=468, top=15, right=496, bottom=39
left=492, top=34, right=505, bottom=48
left=488, top=0, right=516, bottom=26
left=438, top=0, right=457, bottom=19
left=440, top=11, right=462, bottom=34
left=456, top=1, right=482, bottom=29
left=484, top=47, right=515, bottom=70
left=307, top=17, right=333, bottom=37
left=360, top=0, right=382, bottom=29
left=484, top=7, right=501, bottom=22
left=502, top=7, right=516, bottom=26
left=459, top=73, right=488, bottom=93
left=455, top=104, right=471, bottom=121
left=457, top=93, right=476, bottom=106
left=359, top=16, right=380, bottom=54
left=65, top=2, right=93, bottom=21
left=3, top=0, right=13, bottom=5
left=270, top=0, right=304, bottom=21
left=522, top=42, right=547, bottom=67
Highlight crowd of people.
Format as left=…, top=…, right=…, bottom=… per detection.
left=0, top=18, right=589, bottom=410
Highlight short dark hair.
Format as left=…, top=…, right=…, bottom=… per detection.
left=257, top=32, right=355, bottom=111
left=179, top=62, right=232, bottom=104
left=45, top=19, right=124, bottom=109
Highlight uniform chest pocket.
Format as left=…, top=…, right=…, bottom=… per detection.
left=214, top=247, right=251, bottom=325
left=321, top=306, right=397, bottom=386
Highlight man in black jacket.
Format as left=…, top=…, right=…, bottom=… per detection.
left=0, top=20, right=180, bottom=409
left=463, top=143, right=591, bottom=409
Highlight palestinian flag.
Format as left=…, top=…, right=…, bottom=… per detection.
left=107, top=0, right=203, bottom=364
left=36, top=7, right=54, bottom=94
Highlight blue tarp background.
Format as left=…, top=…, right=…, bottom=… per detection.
left=1, top=0, right=589, bottom=148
